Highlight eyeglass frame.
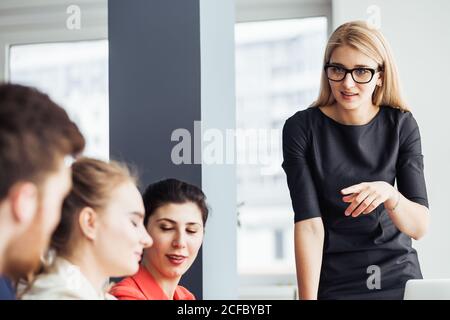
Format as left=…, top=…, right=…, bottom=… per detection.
left=324, top=63, right=383, bottom=84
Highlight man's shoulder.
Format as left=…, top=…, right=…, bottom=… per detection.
left=0, top=276, right=15, bottom=300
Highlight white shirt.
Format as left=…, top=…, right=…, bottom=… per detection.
left=20, top=257, right=116, bottom=300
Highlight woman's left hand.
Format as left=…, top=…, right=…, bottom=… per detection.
left=341, top=181, right=397, bottom=217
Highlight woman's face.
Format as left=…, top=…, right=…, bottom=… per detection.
left=95, top=181, right=152, bottom=277
left=328, top=45, right=382, bottom=111
left=144, top=202, right=204, bottom=281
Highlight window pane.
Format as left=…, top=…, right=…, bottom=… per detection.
left=235, top=18, right=327, bottom=277
left=9, top=40, right=109, bottom=160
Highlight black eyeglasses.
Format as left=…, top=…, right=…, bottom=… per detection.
left=324, top=63, right=382, bottom=84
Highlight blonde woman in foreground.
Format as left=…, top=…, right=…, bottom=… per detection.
left=20, top=158, right=152, bottom=299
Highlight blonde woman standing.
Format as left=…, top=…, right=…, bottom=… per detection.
left=282, top=21, right=429, bottom=300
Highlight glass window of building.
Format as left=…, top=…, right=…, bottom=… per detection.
left=9, top=40, right=109, bottom=160
left=235, top=18, right=328, bottom=279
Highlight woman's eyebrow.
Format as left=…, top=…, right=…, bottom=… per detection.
left=129, top=211, right=145, bottom=219
left=186, top=222, right=202, bottom=227
left=329, top=62, right=372, bottom=68
left=329, top=62, right=346, bottom=67
left=156, top=218, right=201, bottom=226
left=156, top=218, right=176, bottom=223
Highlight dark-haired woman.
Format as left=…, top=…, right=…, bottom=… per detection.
left=111, top=178, right=208, bottom=300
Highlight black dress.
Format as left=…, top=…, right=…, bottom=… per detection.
left=282, top=105, right=429, bottom=300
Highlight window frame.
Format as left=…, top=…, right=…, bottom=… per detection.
left=0, top=0, right=107, bottom=82
left=235, top=0, right=332, bottom=296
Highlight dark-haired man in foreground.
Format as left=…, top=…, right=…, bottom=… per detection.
left=0, top=84, right=85, bottom=299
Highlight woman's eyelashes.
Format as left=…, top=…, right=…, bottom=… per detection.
left=129, top=212, right=145, bottom=228
left=131, top=217, right=144, bottom=228
left=355, top=68, right=369, bottom=76
left=159, top=224, right=172, bottom=231
left=159, top=224, right=199, bottom=234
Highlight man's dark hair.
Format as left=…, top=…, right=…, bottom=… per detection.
left=0, top=83, right=85, bottom=199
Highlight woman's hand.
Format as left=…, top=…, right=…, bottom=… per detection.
left=341, top=181, right=398, bottom=217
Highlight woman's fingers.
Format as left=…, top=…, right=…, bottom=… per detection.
left=352, top=194, right=377, bottom=217
left=341, top=183, right=365, bottom=195
left=342, top=193, right=356, bottom=202
left=345, top=190, right=370, bottom=216
left=362, top=196, right=383, bottom=215
left=341, top=182, right=388, bottom=217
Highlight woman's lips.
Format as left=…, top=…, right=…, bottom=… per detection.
left=166, top=254, right=187, bottom=266
left=340, top=91, right=358, bottom=101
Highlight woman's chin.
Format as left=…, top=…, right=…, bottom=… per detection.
left=336, top=100, right=360, bottom=110
left=129, top=264, right=140, bottom=275
left=163, top=268, right=185, bottom=279
left=113, top=264, right=139, bottom=277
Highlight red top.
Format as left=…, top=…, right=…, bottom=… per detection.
left=110, top=265, right=195, bottom=300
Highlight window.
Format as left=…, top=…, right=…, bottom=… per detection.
left=235, top=17, right=328, bottom=295
left=1, top=0, right=108, bottom=159
left=9, top=40, right=109, bottom=160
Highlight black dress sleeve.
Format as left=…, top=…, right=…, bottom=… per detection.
left=282, top=114, right=322, bottom=222
left=396, top=112, right=429, bottom=208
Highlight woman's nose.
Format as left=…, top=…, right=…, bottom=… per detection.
left=141, top=229, right=153, bottom=248
left=342, top=72, right=356, bottom=88
left=172, top=231, right=187, bottom=248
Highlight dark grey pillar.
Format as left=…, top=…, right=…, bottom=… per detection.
left=108, top=0, right=203, bottom=298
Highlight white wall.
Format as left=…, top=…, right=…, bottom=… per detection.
left=236, top=0, right=331, bottom=28
left=332, top=0, right=450, bottom=279
left=200, top=0, right=239, bottom=299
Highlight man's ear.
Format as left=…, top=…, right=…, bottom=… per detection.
left=78, top=207, right=99, bottom=241
left=10, top=182, right=39, bottom=225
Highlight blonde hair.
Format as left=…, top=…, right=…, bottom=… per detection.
left=51, top=157, right=137, bottom=256
left=311, top=21, right=409, bottom=111
left=17, top=157, right=138, bottom=297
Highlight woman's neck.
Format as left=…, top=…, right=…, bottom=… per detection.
left=143, top=260, right=181, bottom=300
left=329, top=102, right=380, bottom=125
left=63, top=244, right=109, bottom=296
